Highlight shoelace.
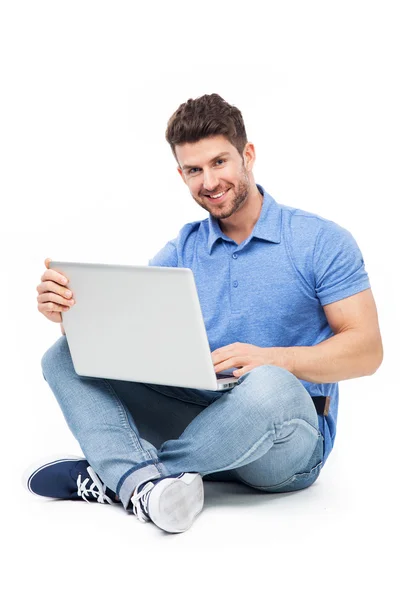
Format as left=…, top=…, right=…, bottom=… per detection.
left=76, top=466, right=113, bottom=504
left=131, top=480, right=155, bottom=522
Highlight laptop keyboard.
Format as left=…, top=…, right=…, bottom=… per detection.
left=216, top=373, right=235, bottom=379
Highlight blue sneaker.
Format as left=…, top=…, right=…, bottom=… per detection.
left=131, top=472, right=204, bottom=533
left=22, top=455, right=115, bottom=504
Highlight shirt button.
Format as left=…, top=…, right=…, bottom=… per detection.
left=232, top=253, right=238, bottom=259
left=233, top=280, right=238, bottom=288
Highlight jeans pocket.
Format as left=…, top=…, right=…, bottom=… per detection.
left=257, top=432, right=324, bottom=493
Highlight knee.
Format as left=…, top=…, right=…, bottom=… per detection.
left=243, top=364, right=297, bottom=388
left=41, top=335, right=70, bottom=380
left=239, top=364, right=302, bottom=401
left=237, top=364, right=317, bottom=425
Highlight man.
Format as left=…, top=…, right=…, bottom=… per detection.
left=24, top=94, right=383, bottom=534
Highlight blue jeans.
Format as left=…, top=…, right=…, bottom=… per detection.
left=41, top=336, right=324, bottom=509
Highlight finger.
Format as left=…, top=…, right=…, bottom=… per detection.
left=212, top=348, right=235, bottom=363
left=212, top=354, right=228, bottom=367
left=44, top=257, right=52, bottom=269
left=212, top=343, right=236, bottom=356
left=38, top=300, right=70, bottom=313
left=233, top=365, right=252, bottom=377
left=38, top=292, right=75, bottom=308
left=213, top=348, right=241, bottom=366
left=41, top=268, right=69, bottom=286
left=214, top=352, right=252, bottom=372
left=214, top=357, right=243, bottom=372
left=37, top=280, right=73, bottom=299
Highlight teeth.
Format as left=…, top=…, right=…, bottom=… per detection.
left=210, top=191, right=224, bottom=199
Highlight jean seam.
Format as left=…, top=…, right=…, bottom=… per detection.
left=116, top=461, right=162, bottom=498
left=101, top=378, right=158, bottom=465
left=236, top=461, right=323, bottom=492
left=234, top=432, right=324, bottom=491
left=202, top=417, right=313, bottom=476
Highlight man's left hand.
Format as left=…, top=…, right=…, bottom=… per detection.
left=211, top=342, right=294, bottom=378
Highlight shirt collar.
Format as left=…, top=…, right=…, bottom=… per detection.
left=207, top=184, right=282, bottom=254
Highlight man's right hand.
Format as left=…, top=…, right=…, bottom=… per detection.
left=37, top=258, right=75, bottom=324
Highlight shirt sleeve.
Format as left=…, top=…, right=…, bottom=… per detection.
left=313, top=221, right=371, bottom=305
left=147, top=238, right=178, bottom=267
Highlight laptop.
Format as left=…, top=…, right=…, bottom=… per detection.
left=50, top=261, right=239, bottom=391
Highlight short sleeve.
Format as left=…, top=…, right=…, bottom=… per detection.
left=148, top=238, right=178, bottom=267
left=313, top=221, right=371, bottom=305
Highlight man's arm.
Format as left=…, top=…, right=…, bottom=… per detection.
left=285, top=289, right=383, bottom=383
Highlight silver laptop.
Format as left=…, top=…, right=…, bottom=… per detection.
left=50, top=261, right=239, bottom=391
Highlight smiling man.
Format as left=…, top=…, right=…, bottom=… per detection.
left=26, top=94, right=383, bottom=534
left=178, top=137, right=253, bottom=232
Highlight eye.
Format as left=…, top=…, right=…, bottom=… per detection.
left=189, top=168, right=200, bottom=174
left=215, top=159, right=226, bottom=166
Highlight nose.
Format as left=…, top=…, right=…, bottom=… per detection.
left=202, top=168, right=219, bottom=192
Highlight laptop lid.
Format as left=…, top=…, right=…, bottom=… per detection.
left=50, top=261, right=238, bottom=391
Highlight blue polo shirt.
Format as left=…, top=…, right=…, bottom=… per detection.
left=148, top=184, right=371, bottom=464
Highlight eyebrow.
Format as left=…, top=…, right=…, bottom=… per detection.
left=181, top=152, right=231, bottom=172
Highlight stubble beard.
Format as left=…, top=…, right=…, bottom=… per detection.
left=193, top=168, right=251, bottom=220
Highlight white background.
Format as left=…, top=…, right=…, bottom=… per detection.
left=1, top=1, right=399, bottom=598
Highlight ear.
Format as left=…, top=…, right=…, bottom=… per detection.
left=177, top=166, right=187, bottom=184
left=243, top=142, right=256, bottom=171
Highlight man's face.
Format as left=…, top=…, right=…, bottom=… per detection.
left=176, top=135, right=252, bottom=220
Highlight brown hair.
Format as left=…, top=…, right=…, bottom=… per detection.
left=165, top=93, right=248, bottom=162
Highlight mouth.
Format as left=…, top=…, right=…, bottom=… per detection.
left=204, top=188, right=230, bottom=204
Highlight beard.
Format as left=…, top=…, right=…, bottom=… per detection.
left=192, top=167, right=250, bottom=220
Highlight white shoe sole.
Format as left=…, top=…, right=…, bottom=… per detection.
left=22, top=454, right=85, bottom=497
left=147, top=473, right=204, bottom=533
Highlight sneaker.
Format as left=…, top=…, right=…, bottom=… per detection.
left=131, top=472, right=204, bottom=533
left=22, top=455, right=114, bottom=504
